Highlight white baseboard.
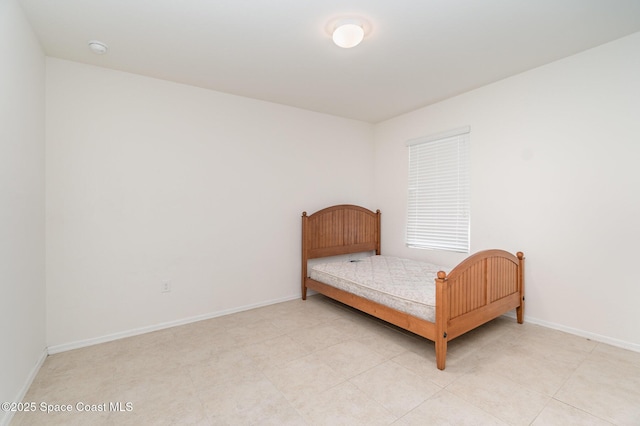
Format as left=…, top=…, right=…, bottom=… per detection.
left=48, top=294, right=300, bottom=354
left=0, top=348, right=48, bottom=426
left=503, top=312, right=640, bottom=353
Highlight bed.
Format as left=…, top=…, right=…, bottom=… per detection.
left=301, top=204, right=524, bottom=370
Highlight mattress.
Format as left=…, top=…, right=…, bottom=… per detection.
left=309, top=255, right=449, bottom=322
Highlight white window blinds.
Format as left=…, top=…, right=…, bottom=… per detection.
left=406, top=126, right=470, bottom=253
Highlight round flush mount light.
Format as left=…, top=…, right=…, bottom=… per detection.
left=88, top=40, right=108, bottom=55
left=327, top=18, right=371, bottom=48
left=333, top=22, right=364, bottom=48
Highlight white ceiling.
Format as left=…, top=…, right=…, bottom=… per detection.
left=18, top=0, right=640, bottom=123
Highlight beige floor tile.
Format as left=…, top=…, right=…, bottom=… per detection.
left=23, top=358, right=109, bottom=402
left=400, top=390, right=508, bottom=426
left=444, top=317, right=515, bottom=360
left=391, top=349, right=468, bottom=388
left=107, top=365, right=195, bottom=404
left=198, top=376, right=303, bottom=425
left=266, top=308, right=328, bottom=333
left=298, top=296, right=352, bottom=321
left=445, top=369, right=550, bottom=425
left=293, top=381, right=397, bottom=425
left=263, top=352, right=345, bottom=404
left=251, top=298, right=308, bottom=318
left=349, top=360, right=441, bottom=418
left=186, top=348, right=263, bottom=391
left=27, top=362, right=116, bottom=405
left=240, top=334, right=311, bottom=369
left=110, top=342, right=183, bottom=378
left=330, top=315, right=382, bottom=338
left=39, top=342, right=124, bottom=381
left=354, top=325, right=421, bottom=359
left=471, top=343, right=578, bottom=396
left=160, top=333, right=232, bottom=366
left=554, top=347, right=640, bottom=425
left=531, top=399, right=613, bottom=426
left=225, top=320, right=287, bottom=346
left=502, top=323, right=597, bottom=365
left=286, top=320, right=359, bottom=353
left=205, top=307, right=269, bottom=330
left=588, top=341, right=640, bottom=367
left=314, top=340, right=391, bottom=379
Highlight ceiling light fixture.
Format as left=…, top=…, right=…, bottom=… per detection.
left=88, top=40, right=108, bottom=55
left=332, top=19, right=366, bottom=48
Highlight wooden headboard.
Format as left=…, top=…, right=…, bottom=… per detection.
left=302, top=204, right=380, bottom=259
left=301, top=205, right=381, bottom=287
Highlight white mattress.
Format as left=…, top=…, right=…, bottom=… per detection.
left=309, top=255, right=449, bottom=322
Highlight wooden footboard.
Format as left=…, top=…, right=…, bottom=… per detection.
left=435, top=250, right=525, bottom=369
left=301, top=205, right=524, bottom=370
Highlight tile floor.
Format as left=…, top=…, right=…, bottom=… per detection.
left=10, top=295, right=640, bottom=425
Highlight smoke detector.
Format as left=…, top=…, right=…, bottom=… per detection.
left=88, top=40, right=109, bottom=55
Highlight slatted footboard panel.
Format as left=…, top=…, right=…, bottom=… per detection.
left=443, top=250, right=524, bottom=339
left=487, top=256, right=520, bottom=302
left=449, top=261, right=487, bottom=319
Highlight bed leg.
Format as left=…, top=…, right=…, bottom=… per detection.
left=436, top=336, right=447, bottom=370
left=516, top=251, right=525, bottom=324
left=302, top=211, right=308, bottom=301
left=516, top=304, right=524, bottom=324
left=435, top=271, right=448, bottom=370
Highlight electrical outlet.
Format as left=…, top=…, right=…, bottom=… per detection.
left=161, top=281, right=171, bottom=293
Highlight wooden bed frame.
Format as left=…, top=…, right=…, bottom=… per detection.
left=301, top=204, right=524, bottom=370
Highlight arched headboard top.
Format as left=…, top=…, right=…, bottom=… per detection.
left=302, top=204, right=381, bottom=260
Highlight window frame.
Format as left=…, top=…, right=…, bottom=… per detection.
left=406, top=126, right=470, bottom=253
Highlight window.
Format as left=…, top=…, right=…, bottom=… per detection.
left=406, top=126, right=470, bottom=253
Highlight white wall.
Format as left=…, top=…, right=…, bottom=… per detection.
left=46, top=58, right=375, bottom=348
left=0, top=0, right=46, bottom=423
left=373, top=32, right=640, bottom=350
